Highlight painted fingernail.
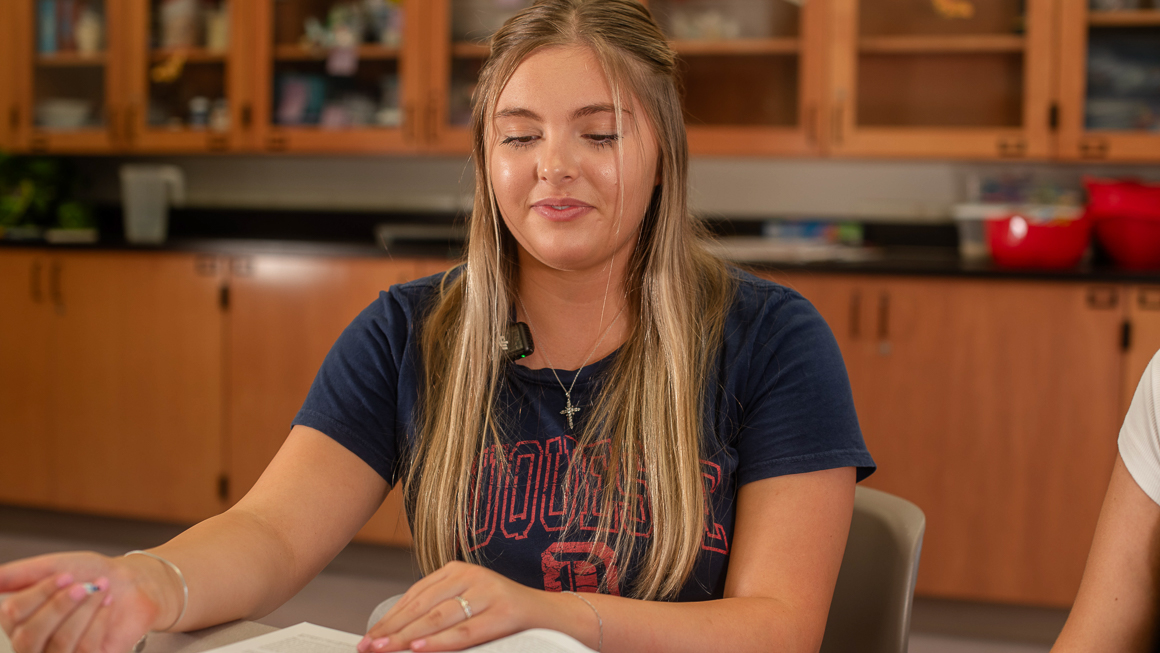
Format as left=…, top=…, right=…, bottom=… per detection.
left=411, top=639, right=426, bottom=650
left=69, top=584, right=90, bottom=601
left=357, top=636, right=370, bottom=652
left=95, top=577, right=110, bottom=592
left=370, top=637, right=390, bottom=651
left=56, top=573, right=74, bottom=588
left=102, top=594, right=113, bottom=606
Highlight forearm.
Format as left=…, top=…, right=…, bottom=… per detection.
left=132, top=506, right=312, bottom=632
left=542, top=592, right=806, bottom=653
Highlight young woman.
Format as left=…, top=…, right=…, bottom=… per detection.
left=0, top=2, right=873, bottom=652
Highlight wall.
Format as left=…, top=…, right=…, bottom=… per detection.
left=73, top=155, right=1160, bottom=222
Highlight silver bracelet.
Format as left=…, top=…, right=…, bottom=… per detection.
left=564, top=591, right=603, bottom=652
left=124, top=550, right=188, bottom=632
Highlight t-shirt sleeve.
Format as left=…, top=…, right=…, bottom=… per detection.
left=292, top=290, right=414, bottom=485
left=733, top=284, right=875, bottom=485
left=1119, top=350, right=1160, bottom=506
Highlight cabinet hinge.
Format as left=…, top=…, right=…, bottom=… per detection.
left=1122, top=320, right=1132, bottom=352
left=1048, top=103, right=1059, bottom=130
left=219, top=285, right=230, bottom=311
left=218, top=474, right=230, bottom=501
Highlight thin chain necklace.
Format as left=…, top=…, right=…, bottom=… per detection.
left=516, top=295, right=625, bottom=430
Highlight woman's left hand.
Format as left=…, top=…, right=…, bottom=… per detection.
left=358, top=561, right=573, bottom=652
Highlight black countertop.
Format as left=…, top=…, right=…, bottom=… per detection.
left=4, top=206, right=1160, bottom=283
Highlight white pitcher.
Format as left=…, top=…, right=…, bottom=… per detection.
left=120, top=165, right=186, bottom=244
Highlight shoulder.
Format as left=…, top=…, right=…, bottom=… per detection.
left=722, top=267, right=829, bottom=346
left=1120, top=350, right=1160, bottom=506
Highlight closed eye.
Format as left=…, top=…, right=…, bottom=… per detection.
left=501, top=135, right=537, bottom=149
left=586, top=133, right=619, bottom=148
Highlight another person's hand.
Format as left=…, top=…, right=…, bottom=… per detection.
left=359, top=561, right=579, bottom=652
left=0, top=552, right=171, bottom=653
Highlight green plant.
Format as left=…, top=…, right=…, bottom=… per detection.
left=0, top=154, right=92, bottom=230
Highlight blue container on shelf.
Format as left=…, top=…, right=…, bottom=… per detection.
left=37, top=0, right=58, bottom=53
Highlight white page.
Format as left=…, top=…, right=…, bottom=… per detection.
left=206, top=623, right=595, bottom=653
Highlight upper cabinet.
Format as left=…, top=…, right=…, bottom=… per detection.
left=12, top=0, right=124, bottom=153
left=3, top=0, right=1159, bottom=160
left=827, top=0, right=1054, bottom=159
left=252, top=0, right=425, bottom=153
left=1058, top=0, right=1160, bottom=162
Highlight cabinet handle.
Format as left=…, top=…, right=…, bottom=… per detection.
left=49, top=260, right=64, bottom=314
left=240, top=103, right=253, bottom=130
left=404, top=102, right=417, bottom=143
left=831, top=102, right=845, bottom=147
left=1080, top=138, right=1109, bottom=159
left=805, top=104, right=819, bottom=145
left=1086, top=286, right=1118, bottom=310
left=848, top=289, right=861, bottom=340
left=30, top=134, right=49, bottom=153
left=30, top=260, right=43, bottom=303
left=8, top=106, right=19, bottom=133
left=426, top=95, right=439, bottom=144
left=124, top=104, right=137, bottom=146
left=107, top=105, right=120, bottom=145
left=1139, top=288, right=1160, bottom=311
left=876, top=291, right=890, bottom=341
left=230, top=257, right=254, bottom=277
left=195, top=256, right=220, bottom=276
left=267, top=133, right=288, bottom=151
left=208, top=133, right=229, bottom=152
left=998, top=137, right=1026, bottom=158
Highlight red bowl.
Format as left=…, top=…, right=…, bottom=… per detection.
left=1094, top=217, right=1160, bottom=269
left=986, top=213, right=1091, bottom=269
left=1085, top=178, right=1160, bottom=221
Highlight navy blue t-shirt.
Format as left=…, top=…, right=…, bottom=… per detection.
left=293, top=267, right=875, bottom=600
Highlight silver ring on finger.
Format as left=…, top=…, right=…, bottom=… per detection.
left=453, top=595, right=472, bottom=620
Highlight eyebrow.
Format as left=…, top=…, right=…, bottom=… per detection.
left=493, top=103, right=630, bottom=122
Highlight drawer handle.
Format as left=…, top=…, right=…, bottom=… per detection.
left=1087, top=286, right=1118, bottom=310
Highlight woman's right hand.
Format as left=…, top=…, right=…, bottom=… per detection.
left=0, top=552, right=175, bottom=653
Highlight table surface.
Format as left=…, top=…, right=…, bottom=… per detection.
left=0, top=621, right=278, bottom=653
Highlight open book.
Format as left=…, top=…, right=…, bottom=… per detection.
left=207, top=622, right=597, bottom=653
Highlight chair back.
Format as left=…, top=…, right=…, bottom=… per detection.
left=819, top=486, right=926, bottom=653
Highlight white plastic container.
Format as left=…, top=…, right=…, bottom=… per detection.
left=120, top=165, right=185, bottom=244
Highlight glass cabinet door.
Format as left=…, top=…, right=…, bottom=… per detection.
left=428, top=0, right=823, bottom=155
left=649, top=0, right=824, bottom=155
left=253, top=0, right=421, bottom=153
left=124, top=0, right=250, bottom=152
left=829, top=0, right=1054, bottom=158
left=1059, top=0, right=1160, bottom=162
left=14, top=0, right=121, bottom=153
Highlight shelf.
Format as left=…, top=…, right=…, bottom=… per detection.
left=858, top=34, right=1025, bottom=54
left=451, top=42, right=490, bottom=58
left=671, top=38, right=800, bottom=56
left=274, top=44, right=401, bottom=61
left=35, top=52, right=107, bottom=67
left=1089, top=9, right=1160, bottom=26
left=150, top=48, right=228, bottom=64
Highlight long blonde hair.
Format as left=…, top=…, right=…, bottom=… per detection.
left=405, top=0, right=734, bottom=600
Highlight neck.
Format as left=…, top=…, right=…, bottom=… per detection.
left=514, top=252, right=632, bottom=372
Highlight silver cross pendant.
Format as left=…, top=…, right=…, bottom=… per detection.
left=560, top=392, right=581, bottom=430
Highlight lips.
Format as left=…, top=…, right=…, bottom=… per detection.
left=531, top=197, right=594, bottom=222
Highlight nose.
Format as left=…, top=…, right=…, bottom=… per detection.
left=539, top=137, right=579, bottom=185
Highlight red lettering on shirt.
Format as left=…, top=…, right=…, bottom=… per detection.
left=541, top=541, right=621, bottom=596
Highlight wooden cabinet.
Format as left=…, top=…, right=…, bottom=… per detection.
left=1058, top=1, right=1160, bottom=162
left=0, top=251, right=54, bottom=505
left=9, top=0, right=1157, bottom=159
left=225, top=254, right=452, bottom=546
left=1, top=1, right=14, bottom=151
left=827, top=0, right=1054, bottom=159
left=1122, top=285, right=1160, bottom=416
left=0, top=249, right=225, bottom=522
left=764, top=271, right=1125, bottom=607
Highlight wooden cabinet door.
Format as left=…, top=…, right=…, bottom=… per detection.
left=120, top=0, right=254, bottom=152
left=1123, top=285, right=1160, bottom=416
left=250, top=0, right=426, bottom=154
left=1057, top=0, right=1160, bottom=162
left=827, top=0, right=1054, bottom=159
left=0, top=250, right=54, bottom=506
left=1, top=1, right=14, bottom=151
left=758, top=272, right=1124, bottom=607
left=226, top=255, right=453, bottom=547
left=12, top=0, right=128, bottom=153
left=46, top=251, right=225, bottom=521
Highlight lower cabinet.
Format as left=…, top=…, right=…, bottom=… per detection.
left=225, top=255, right=452, bottom=547
left=764, top=271, right=1125, bottom=607
left=0, top=250, right=225, bottom=522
